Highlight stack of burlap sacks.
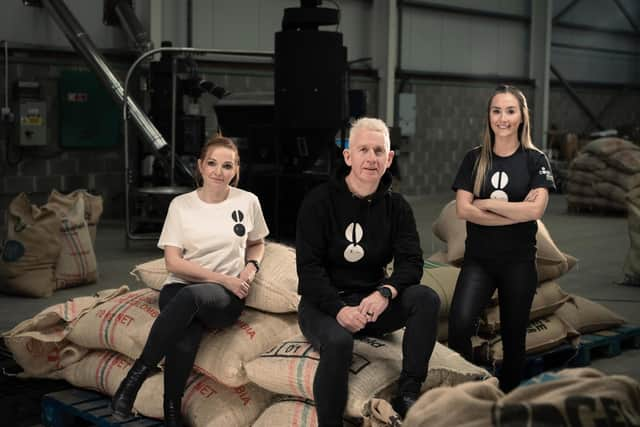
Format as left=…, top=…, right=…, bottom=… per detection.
left=625, top=184, right=640, bottom=285
left=3, top=242, right=493, bottom=427
left=566, top=137, right=640, bottom=212
left=429, top=200, right=626, bottom=367
left=0, top=190, right=103, bottom=298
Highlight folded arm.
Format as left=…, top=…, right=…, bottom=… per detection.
left=473, top=187, right=549, bottom=222
left=455, top=190, right=519, bottom=226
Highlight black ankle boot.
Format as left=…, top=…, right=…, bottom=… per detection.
left=391, top=374, right=422, bottom=418
left=164, top=399, right=184, bottom=427
left=390, top=391, right=419, bottom=418
left=111, top=359, right=154, bottom=419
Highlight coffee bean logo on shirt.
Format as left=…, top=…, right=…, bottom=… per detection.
left=490, top=171, right=509, bottom=201
left=343, top=222, right=365, bottom=262
left=231, top=210, right=246, bottom=237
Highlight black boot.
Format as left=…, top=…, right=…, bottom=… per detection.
left=390, top=375, right=422, bottom=418
left=164, top=398, right=184, bottom=427
left=111, top=359, right=154, bottom=419
left=390, top=391, right=419, bottom=418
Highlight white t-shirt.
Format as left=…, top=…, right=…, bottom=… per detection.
left=157, top=187, right=269, bottom=285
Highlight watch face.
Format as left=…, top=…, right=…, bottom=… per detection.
left=378, top=287, right=391, bottom=298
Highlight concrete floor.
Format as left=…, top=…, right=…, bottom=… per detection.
left=1, top=192, right=638, bottom=382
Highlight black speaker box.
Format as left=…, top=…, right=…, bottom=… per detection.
left=275, top=30, right=347, bottom=130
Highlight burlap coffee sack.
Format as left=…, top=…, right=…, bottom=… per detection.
left=362, top=399, right=402, bottom=427
left=583, top=137, right=639, bottom=158
left=129, top=258, right=167, bottom=290
left=0, top=193, right=60, bottom=297
left=246, top=333, right=491, bottom=417
left=625, top=202, right=640, bottom=277
left=193, top=309, right=299, bottom=387
left=567, top=194, right=627, bottom=212
left=48, top=350, right=272, bottom=426
left=607, top=149, right=640, bottom=174
left=67, top=288, right=299, bottom=387
left=432, top=201, right=575, bottom=282
left=431, top=200, right=465, bottom=265
left=426, top=250, right=448, bottom=264
left=482, top=315, right=579, bottom=364
left=46, top=194, right=98, bottom=289
left=130, top=241, right=300, bottom=313
left=67, top=288, right=160, bottom=358
left=555, top=295, right=626, bottom=334
left=594, top=167, right=640, bottom=191
left=3, top=286, right=127, bottom=377
left=570, top=152, right=607, bottom=172
left=48, top=189, right=103, bottom=245
left=253, top=398, right=361, bottom=427
left=481, top=281, right=570, bottom=334
left=421, top=260, right=460, bottom=319
left=593, top=181, right=628, bottom=205
left=404, top=368, right=640, bottom=427
left=248, top=241, right=300, bottom=313
left=566, top=180, right=597, bottom=197
left=567, top=169, right=598, bottom=185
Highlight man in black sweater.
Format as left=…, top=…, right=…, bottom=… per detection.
left=296, top=117, right=440, bottom=426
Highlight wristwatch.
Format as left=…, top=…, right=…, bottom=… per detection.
left=376, top=285, right=392, bottom=300
left=246, top=259, right=260, bottom=272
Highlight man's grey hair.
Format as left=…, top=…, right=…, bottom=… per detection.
left=348, top=117, right=391, bottom=151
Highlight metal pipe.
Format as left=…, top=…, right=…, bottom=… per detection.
left=187, top=0, right=193, bottom=48
left=550, top=63, right=604, bottom=131
left=170, top=56, right=177, bottom=186
left=401, top=0, right=530, bottom=23
left=113, top=0, right=154, bottom=53
left=38, top=0, right=169, bottom=155
left=552, top=42, right=640, bottom=57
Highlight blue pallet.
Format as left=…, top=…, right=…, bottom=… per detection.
left=42, top=388, right=163, bottom=427
left=569, top=324, right=640, bottom=367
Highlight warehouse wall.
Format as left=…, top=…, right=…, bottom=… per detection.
left=0, top=0, right=638, bottom=224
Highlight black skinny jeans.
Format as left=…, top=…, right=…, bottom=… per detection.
left=448, top=256, right=537, bottom=393
left=139, top=282, right=244, bottom=402
left=298, top=285, right=440, bottom=427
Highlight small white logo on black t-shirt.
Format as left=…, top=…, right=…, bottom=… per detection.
left=490, top=171, right=509, bottom=201
left=343, top=222, right=364, bottom=262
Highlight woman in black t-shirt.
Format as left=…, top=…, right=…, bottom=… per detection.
left=449, top=85, right=555, bottom=392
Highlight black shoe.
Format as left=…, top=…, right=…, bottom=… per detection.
left=390, top=391, right=419, bottom=418
left=163, top=398, right=184, bottom=427
left=111, top=359, right=154, bottom=419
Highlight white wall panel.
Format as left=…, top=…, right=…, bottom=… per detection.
left=401, top=7, right=528, bottom=77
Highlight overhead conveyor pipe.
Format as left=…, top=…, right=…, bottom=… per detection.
left=25, top=0, right=180, bottom=170
left=113, top=0, right=154, bottom=53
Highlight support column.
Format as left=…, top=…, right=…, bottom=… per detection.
left=372, top=0, right=398, bottom=125
left=149, top=0, right=163, bottom=51
left=529, top=0, right=552, bottom=150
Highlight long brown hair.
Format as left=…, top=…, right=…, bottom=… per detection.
left=196, top=135, right=240, bottom=187
left=473, top=84, right=539, bottom=196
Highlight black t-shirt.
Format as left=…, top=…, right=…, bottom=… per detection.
left=452, top=146, right=555, bottom=260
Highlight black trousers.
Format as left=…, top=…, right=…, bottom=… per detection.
left=298, top=285, right=440, bottom=427
left=448, top=256, right=537, bottom=393
left=139, top=282, right=244, bottom=401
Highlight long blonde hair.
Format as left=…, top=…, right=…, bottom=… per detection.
left=473, top=85, right=539, bottom=196
left=196, top=135, right=240, bottom=187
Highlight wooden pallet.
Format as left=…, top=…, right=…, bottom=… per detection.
left=41, top=388, right=162, bottom=427
left=569, top=324, right=640, bottom=367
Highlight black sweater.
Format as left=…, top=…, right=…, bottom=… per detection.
left=296, top=167, right=423, bottom=317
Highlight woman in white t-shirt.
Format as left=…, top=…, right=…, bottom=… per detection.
left=112, top=136, right=269, bottom=426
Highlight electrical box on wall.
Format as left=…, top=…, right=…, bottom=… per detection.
left=398, top=93, right=416, bottom=137
left=14, top=81, right=47, bottom=146
left=18, top=101, right=47, bottom=146
left=58, top=69, right=120, bottom=148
